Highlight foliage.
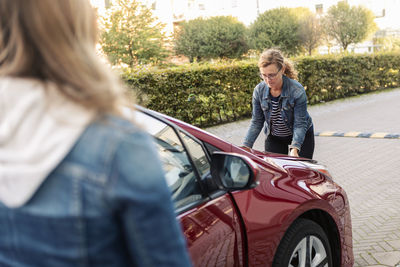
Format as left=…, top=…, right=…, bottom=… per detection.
left=248, top=7, right=302, bottom=56
left=297, top=10, right=325, bottom=55
left=174, top=16, right=248, bottom=62
left=124, top=61, right=258, bottom=126
left=296, top=53, right=400, bottom=104
left=323, top=1, right=377, bottom=51
left=100, top=0, right=169, bottom=66
left=123, top=53, right=400, bottom=127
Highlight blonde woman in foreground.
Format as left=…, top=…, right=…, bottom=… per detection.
left=0, top=0, right=191, bottom=266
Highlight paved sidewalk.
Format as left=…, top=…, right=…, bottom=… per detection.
left=206, top=88, right=400, bottom=266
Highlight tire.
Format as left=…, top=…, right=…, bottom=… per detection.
left=272, top=218, right=333, bottom=267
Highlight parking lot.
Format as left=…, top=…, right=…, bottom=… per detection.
left=206, top=88, right=400, bottom=266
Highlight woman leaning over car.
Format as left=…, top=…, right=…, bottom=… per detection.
left=0, top=0, right=191, bottom=266
left=243, top=49, right=314, bottom=159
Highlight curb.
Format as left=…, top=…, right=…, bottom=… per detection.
left=315, top=131, right=400, bottom=139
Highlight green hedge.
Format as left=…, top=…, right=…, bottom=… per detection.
left=296, top=53, right=400, bottom=104
left=123, top=53, right=400, bottom=127
left=123, top=61, right=259, bottom=127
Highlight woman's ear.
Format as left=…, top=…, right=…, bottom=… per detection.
left=281, top=65, right=286, bottom=74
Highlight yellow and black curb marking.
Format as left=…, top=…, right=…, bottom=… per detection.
left=315, top=131, right=400, bottom=139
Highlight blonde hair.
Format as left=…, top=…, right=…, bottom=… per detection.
left=258, top=49, right=297, bottom=80
left=0, top=0, right=124, bottom=114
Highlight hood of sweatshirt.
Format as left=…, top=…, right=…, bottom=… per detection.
left=0, top=78, right=94, bottom=208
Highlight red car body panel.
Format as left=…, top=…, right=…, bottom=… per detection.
left=155, top=113, right=354, bottom=266
left=179, top=194, right=245, bottom=266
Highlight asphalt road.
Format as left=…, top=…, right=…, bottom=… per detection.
left=206, top=88, right=400, bottom=266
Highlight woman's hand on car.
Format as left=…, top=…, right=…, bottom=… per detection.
left=289, top=148, right=299, bottom=157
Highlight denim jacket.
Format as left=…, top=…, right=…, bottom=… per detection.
left=243, top=75, right=313, bottom=151
left=0, top=115, right=191, bottom=267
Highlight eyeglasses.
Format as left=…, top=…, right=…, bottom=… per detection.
left=259, top=66, right=282, bottom=80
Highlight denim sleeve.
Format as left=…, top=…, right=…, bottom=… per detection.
left=290, top=89, right=309, bottom=151
left=243, top=87, right=265, bottom=148
left=108, top=130, right=192, bottom=267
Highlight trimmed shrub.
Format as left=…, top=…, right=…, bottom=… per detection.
left=296, top=53, right=400, bottom=104
left=124, top=61, right=258, bottom=127
left=123, top=53, right=400, bottom=127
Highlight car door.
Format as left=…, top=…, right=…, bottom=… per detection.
left=137, top=111, right=245, bottom=267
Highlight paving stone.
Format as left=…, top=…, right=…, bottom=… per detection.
left=388, top=240, right=400, bottom=250
left=360, top=252, right=379, bottom=265
left=371, top=251, right=400, bottom=266
left=378, top=241, right=396, bottom=251
left=354, top=255, right=369, bottom=267
left=372, top=245, right=385, bottom=253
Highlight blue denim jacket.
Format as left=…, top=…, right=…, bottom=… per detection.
left=243, top=75, right=313, bottom=151
left=0, top=115, right=191, bottom=267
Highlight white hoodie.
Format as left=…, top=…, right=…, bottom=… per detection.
left=0, top=78, right=94, bottom=208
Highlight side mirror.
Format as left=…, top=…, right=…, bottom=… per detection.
left=211, top=152, right=259, bottom=191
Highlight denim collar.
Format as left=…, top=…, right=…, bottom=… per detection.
left=262, top=75, right=290, bottom=100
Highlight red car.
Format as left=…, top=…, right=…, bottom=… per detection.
left=135, top=106, right=353, bottom=267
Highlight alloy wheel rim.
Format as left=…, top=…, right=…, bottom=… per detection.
left=288, top=235, right=328, bottom=267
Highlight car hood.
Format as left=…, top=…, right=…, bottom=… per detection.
left=230, top=146, right=333, bottom=180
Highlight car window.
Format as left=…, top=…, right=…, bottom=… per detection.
left=135, top=111, right=203, bottom=209
left=180, top=131, right=210, bottom=178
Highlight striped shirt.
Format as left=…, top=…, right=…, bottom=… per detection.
left=270, top=95, right=292, bottom=137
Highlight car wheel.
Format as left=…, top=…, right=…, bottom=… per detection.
left=272, top=218, right=333, bottom=267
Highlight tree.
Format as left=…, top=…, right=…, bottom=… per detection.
left=248, top=7, right=302, bottom=56
left=298, top=12, right=325, bottom=55
left=174, top=16, right=248, bottom=62
left=100, top=0, right=169, bottom=66
left=323, top=1, right=377, bottom=51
